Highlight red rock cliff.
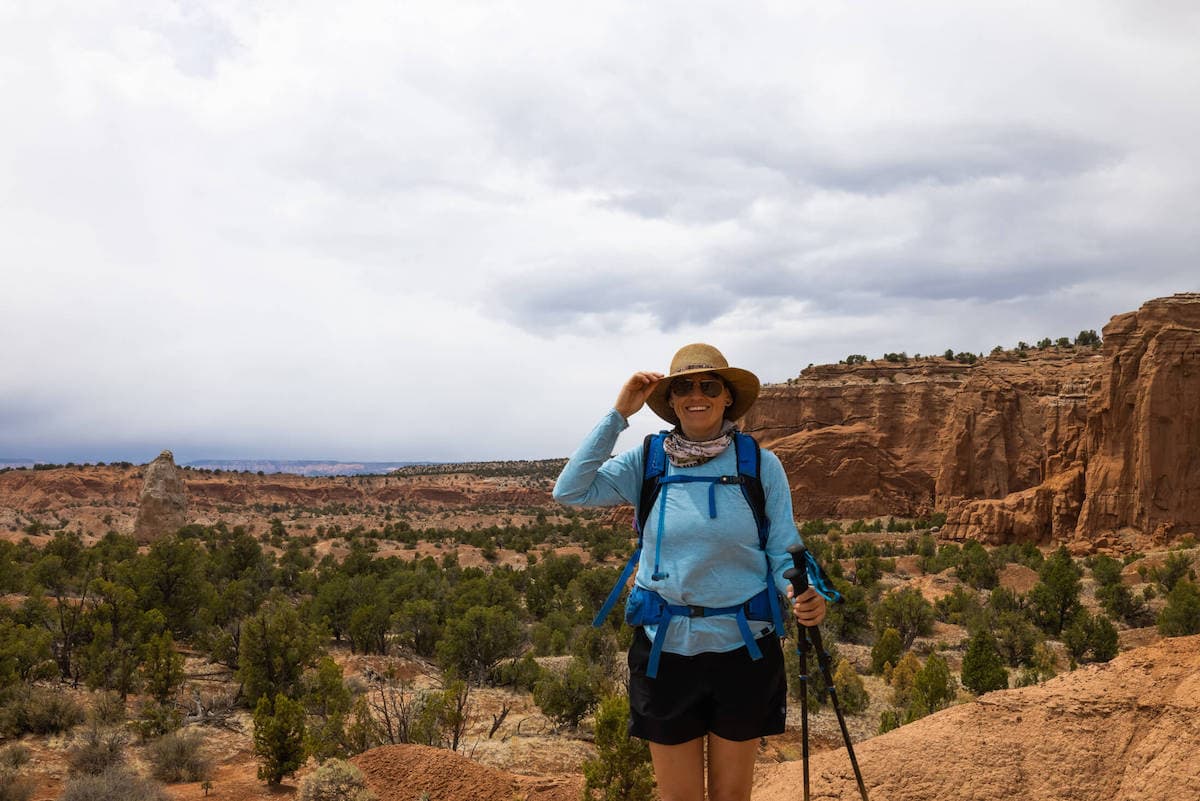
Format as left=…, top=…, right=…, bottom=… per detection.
left=743, top=294, right=1200, bottom=550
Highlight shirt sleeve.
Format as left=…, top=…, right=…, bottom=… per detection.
left=552, top=408, right=644, bottom=508
left=760, top=447, right=805, bottom=597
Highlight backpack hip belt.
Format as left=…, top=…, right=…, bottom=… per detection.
left=625, top=585, right=782, bottom=678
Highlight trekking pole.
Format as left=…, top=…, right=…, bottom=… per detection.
left=796, top=606, right=812, bottom=801
left=784, top=544, right=870, bottom=801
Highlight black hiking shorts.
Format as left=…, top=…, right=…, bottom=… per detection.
left=627, top=627, right=787, bottom=745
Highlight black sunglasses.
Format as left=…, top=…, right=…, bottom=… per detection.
left=669, top=377, right=726, bottom=398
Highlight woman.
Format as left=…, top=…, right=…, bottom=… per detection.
left=553, top=343, right=828, bottom=801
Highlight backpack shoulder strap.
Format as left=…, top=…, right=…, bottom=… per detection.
left=636, top=432, right=669, bottom=536
left=732, top=432, right=770, bottom=549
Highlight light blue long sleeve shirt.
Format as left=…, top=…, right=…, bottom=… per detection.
left=553, top=408, right=804, bottom=656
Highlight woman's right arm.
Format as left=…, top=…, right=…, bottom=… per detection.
left=553, top=371, right=663, bottom=507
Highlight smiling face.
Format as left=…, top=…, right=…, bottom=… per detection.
left=668, top=372, right=734, bottom=440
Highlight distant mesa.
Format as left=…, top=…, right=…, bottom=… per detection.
left=133, top=450, right=187, bottom=544
left=183, top=459, right=434, bottom=477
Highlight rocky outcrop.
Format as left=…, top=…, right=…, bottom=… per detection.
left=133, top=450, right=188, bottom=543
left=1075, top=295, right=1200, bottom=546
left=745, top=294, right=1200, bottom=550
left=745, top=352, right=1098, bottom=524
left=753, top=634, right=1200, bottom=801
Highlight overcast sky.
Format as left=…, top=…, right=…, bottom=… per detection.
left=2, top=1, right=1197, bottom=463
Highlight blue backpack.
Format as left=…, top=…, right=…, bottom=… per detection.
left=592, top=431, right=785, bottom=678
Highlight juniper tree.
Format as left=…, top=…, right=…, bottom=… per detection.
left=961, top=630, right=1009, bottom=694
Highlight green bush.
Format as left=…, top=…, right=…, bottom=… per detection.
left=297, top=759, right=378, bottom=801
left=582, top=694, right=655, bottom=801
left=832, top=659, right=870, bottom=714
left=253, top=694, right=307, bottom=785
left=492, top=653, right=543, bottom=692
left=872, top=587, right=935, bottom=648
left=1157, top=579, right=1200, bottom=636
left=870, top=628, right=903, bottom=675
left=912, top=652, right=956, bottom=714
left=147, top=729, right=214, bottom=783
left=0, top=685, right=85, bottom=737
left=961, top=630, right=1009, bottom=694
left=533, top=657, right=604, bottom=728
left=1063, top=612, right=1119, bottom=663
left=1150, top=552, right=1196, bottom=594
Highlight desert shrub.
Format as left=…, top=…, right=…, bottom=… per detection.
left=582, top=694, right=655, bottom=801
left=134, top=699, right=183, bottom=740
left=877, top=708, right=900, bottom=734
left=889, top=652, right=922, bottom=708
left=344, top=696, right=383, bottom=756
left=873, top=587, right=935, bottom=648
left=491, top=653, right=543, bottom=692
left=147, top=729, right=214, bottom=783
left=0, top=744, right=30, bottom=771
left=0, top=685, right=85, bottom=736
left=832, top=659, right=870, bottom=714
left=870, top=628, right=904, bottom=675
left=961, top=630, right=1009, bottom=694
left=1097, top=581, right=1148, bottom=626
left=956, top=541, right=998, bottom=589
left=533, top=657, right=604, bottom=729
left=824, top=581, right=871, bottom=643
left=67, top=726, right=128, bottom=776
left=1157, top=579, right=1200, bottom=636
left=1015, top=643, right=1058, bottom=687
left=297, top=758, right=378, bottom=801
left=0, top=743, right=34, bottom=801
left=87, top=693, right=126, bottom=728
left=1150, top=551, right=1196, bottom=594
left=1063, top=611, right=1119, bottom=664
left=912, top=652, right=956, bottom=714
left=935, top=585, right=986, bottom=628
left=58, top=766, right=169, bottom=801
left=1087, top=554, right=1124, bottom=587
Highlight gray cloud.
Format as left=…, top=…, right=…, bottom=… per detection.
left=1, top=1, right=1198, bottom=461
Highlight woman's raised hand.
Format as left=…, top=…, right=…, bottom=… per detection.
left=614, top=371, right=665, bottom=419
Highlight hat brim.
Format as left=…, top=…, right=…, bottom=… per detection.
left=646, top=366, right=761, bottom=425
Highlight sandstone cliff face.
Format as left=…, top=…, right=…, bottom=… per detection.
left=744, top=294, right=1200, bottom=549
left=133, top=450, right=188, bottom=543
left=745, top=353, right=1097, bottom=527
left=1075, top=295, right=1200, bottom=546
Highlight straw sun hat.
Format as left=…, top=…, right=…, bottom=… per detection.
left=646, top=343, right=761, bottom=425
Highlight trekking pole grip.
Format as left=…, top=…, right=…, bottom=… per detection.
left=783, top=543, right=809, bottom=597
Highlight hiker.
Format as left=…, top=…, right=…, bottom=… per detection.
left=553, top=343, right=827, bottom=801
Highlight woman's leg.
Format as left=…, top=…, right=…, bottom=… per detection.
left=706, top=733, right=759, bottom=801
left=649, top=737, right=706, bottom=801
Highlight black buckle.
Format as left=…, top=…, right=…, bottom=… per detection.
left=687, top=605, right=706, bottom=617
left=717, top=475, right=743, bottom=485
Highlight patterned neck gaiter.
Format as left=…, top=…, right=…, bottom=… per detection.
left=663, top=419, right=737, bottom=467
